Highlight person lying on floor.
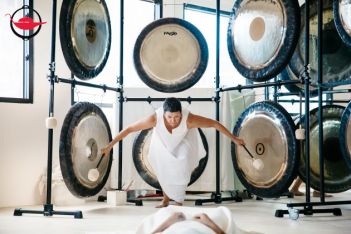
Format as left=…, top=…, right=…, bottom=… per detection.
left=135, top=205, right=255, bottom=234
left=101, top=97, right=245, bottom=208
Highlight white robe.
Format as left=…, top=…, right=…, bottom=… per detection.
left=148, top=107, right=206, bottom=203
left=135, top=205, right=250, bottom=234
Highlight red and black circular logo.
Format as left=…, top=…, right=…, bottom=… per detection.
left=5, top=5, right=46, bottom=40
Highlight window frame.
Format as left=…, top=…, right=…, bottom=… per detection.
left=183, top=3, right=231, bottom=19
left=0, top=0, right=34, bottom=104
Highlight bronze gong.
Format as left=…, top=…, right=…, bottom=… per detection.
left=334, top=0, right=351, bottom=47
left=232, top=101, right=299, bottom=198
left=59, top=0, right=111, bottom=79
left=297, top=105, right=351, bottom=193
left=289, top=0, right=351, bottom=88
left=59, top=102, right=113, bottom=198
left=227, top=0, right=300, bottom=82
left=340, top=101, right=351, bottom=170
left=133, top=18, right=208, bottom=93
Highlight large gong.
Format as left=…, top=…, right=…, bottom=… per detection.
left=341, top=101, right=351, bottom=170
left=227, top=0, right=300, bottom=82
left=59, top=0, right=111, bottom=80
left=298, top=105, right=351, bottom=193
left=232, top=101, right=299, bottom=198
left=133, top=18, right=208, bottom=93
left=59, top=102, right=113, bottom=198
left=278, top=65, right=319, bottom=96
left=133, top=128, right=208, bottom=190
left=289, top=0, right=351, bottom=88
left=334, top=0, right=351, bottom=47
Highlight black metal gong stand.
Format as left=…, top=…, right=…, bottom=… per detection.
left=274, top=0, right=351, bottom=219
left=13, top=0, right=85, bottom=218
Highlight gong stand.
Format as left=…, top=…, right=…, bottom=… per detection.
left=275, top=0, right=351, bottom=219
left=14, top=0, right=125, bottom=218
left=13, top=0, right=84, bottom=218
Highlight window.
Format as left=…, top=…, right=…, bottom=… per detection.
left=0, top=0, right=33, bottom=103
left=184, top=4, right=247, bottom=88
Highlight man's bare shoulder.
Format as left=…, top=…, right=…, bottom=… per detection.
left=187, top=113, right=203, bottom=128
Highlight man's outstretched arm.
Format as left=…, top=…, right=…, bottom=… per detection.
left=101, top=113, right=157, bottom=155
left=187, top=113, right=245, bottom=146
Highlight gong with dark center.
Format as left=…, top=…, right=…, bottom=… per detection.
left=232, top=101, right=299, bottom=198
left=133, top=18, right=208, bottom=93
left=289, top=0, right=351, bottom=88
left=59, top=102, right=113, bottom=198
left=59, top=0, right=111, bottom=80
left=334, top=0, right=351, bottom=47
left=297, top=105, right=351, bottom=193
left=227, top=0, right=300, bottom=82
left=132, top=128, right=208, bottom=190
left=340, top=101, right=351, bottom=171
left=278, top=65, right=319, bottom=97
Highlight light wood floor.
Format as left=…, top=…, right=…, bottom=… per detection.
left=1, top=190, right=351, bottom=234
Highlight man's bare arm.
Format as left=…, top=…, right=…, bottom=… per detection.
left=187, top=113, right=245, bottom=146
left=101, top=113, right=156, bottom=155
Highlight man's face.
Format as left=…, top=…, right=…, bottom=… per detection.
left=164, top=111, right=182, bottom=127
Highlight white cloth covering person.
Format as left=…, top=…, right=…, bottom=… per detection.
left=135, top=205, right=258, bottom=234
left=148, top=107, right=206, bottom=203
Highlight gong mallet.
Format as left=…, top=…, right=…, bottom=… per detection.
left=88, top=153, right=105, bottom=181
left=243, top=145, right=264, bottom=170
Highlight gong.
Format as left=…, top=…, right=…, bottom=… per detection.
left=340, top=101, right=351, bottom=170
left=133, top=18, right=208, bottom=93
left=298, top=105, right=351, bottom=193
left=132, top=128, right=208, bottom=190
left=59, top=0, right=111, bottom=80
left=334, top=0, right=351, bottom=47
left=59, top=102, right=113, bottom=198
left=227, top=0, right=300, bottom=82
left=278, top=65, right=319, bottom=96
left=289, top=0, right=351, bottom=88
left=232, top=101, right=299, bottom=198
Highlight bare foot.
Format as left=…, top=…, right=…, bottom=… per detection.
left=313, top=191, right=333, bottom=198
left=175, top=202, right=183, bottom=206
left=155, top=199, right=169, bottom=208
left=290, top=189, right=304, bottom=196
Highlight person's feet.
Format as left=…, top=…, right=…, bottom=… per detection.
left=290, top=189, right=304, bottom=196
left=313, top=190, right=333, bottom=198
left=155, top=199, right=169, bottom=208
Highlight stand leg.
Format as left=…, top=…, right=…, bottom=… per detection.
left=14, top=204, right=82, bottom=219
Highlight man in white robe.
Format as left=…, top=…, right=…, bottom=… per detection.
left=101, top=98, right=245, bottom=208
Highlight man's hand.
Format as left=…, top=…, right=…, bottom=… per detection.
left=100, top=145, right=111, bottom=157
left=151, top=212, right=186, bottom=233
left=233, top=137, right=245, bottom=146
left=194, top=213, right=224, bottom=234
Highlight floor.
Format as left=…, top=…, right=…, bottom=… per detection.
left=1, top=189, right=351, bottom=234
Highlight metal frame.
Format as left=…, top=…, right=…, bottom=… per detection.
left=194, top=0, right=244, bottom=206
left=0, top=0, right=33, bottom=104
left=274, top=0, right=351, bottom=219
